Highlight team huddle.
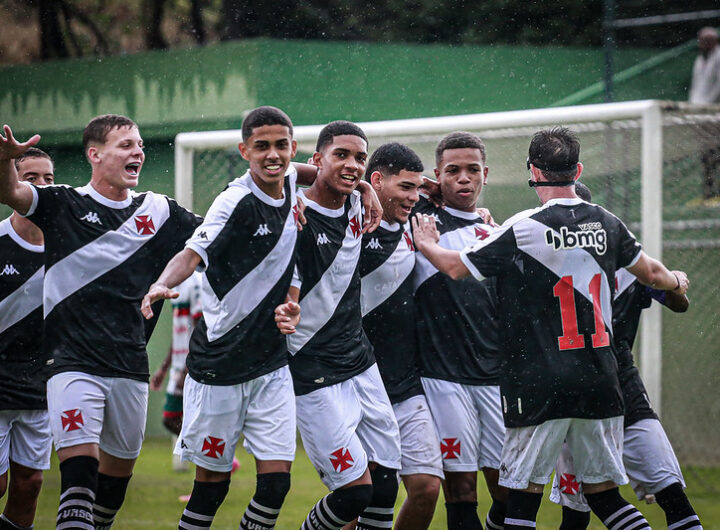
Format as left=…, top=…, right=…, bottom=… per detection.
left=0, top=106, right=703, bottom=530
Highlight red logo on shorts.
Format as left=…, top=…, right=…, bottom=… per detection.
left=330, top=447, right=354, bottom=472
left=61, top=409, right=84, bottom=432
left=404, top=231, right=414, bottom=251
left=560, top=473, right=580, bottom=495
left=202, top=436, right=225, bottom=458
left=441, top=437, right=461, bottom=459
left=474, top=226, right=490, bottom=240
left=349, top=216, right=362, bottom=238
left=134, top=215, right=155, bottom=235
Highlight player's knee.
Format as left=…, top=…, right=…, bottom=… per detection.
left=369, top=465, right=399, bottom=507
left=335, top=483, right=374, bottom=516
left=256, top=472, right=291, bottom=505
left=14, top=469, right=44, bottom=498
left=560, top=506, right=591, bottom=530
left=445, top=471, right=477, bottom=502
left=407, top=476, right=441, bottom=507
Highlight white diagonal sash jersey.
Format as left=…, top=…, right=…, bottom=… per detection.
left=459, top=198, right=642, bottom=427
left=24, top=183, right=202, bottom=382
left=185, top=169, right=300, bottom=386
left=287, top=190, right=375, bottom=396
left=0, top=218, right=48, bottom=409
left=360, top=220, right=423, bottom=404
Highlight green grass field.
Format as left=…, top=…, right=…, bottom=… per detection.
left=5, top=437, right=719, bottom=529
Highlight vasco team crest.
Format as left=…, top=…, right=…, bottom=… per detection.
left=134, top=215, right=156, bottom=235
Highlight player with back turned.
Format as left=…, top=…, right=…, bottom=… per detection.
left=0, top=148, right=54, bottom=530
left=360, top=142, right=444, bottom=530
left=0, top=117, right=202, bottom=529
left=412, top=127, right=690, bottom=530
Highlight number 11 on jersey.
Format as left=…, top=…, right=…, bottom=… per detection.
left=553, top=274, right=610, bottom=351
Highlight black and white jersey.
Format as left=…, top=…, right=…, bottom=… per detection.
left=413, top=197, right=500, bottom=386
left=461, top=198, right=642, bottom=427
left=287, top=190, right=375, bottom=396
left=360, top=220, right=423, bottom=404
left=185, top=169, right=299, bottom=385
left=613, top=268, right=659, bottom=427
left=24, top=183, right=201, bottom=382
left=0, top=218, right=47, bottom=410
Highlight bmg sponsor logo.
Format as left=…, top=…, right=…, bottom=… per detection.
left=545, top=225, right=607, bottom=255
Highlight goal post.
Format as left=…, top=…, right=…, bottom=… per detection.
left=175, top=100, right=720, bottom=467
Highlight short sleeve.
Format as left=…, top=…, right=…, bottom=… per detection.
left=616, top=219, right=642, bottom=269
left=22, top=184, right=62, bottom=229
left=291, top=265, right=302, bottom=290
left=460, top=224, right=516, bottom=281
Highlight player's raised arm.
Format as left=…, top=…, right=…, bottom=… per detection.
left=412, top=213, right=471, bottom=280
left=0, top=125, right=40, bottom=214
left=141, top=248, right=202, bottom=319
left=626, top=252, right=689, bottom=294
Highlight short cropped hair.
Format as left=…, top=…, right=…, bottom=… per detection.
left=365, top=142, right=424, bottom=182
left=241, top=106, right=294, bottom=141
left=83, top=114, right=137, bottom=152
left=528, top=127, right=580, bottom=182
left=316, top=121, right=368, bottom=152
left=435, top=131, right=486, bottom=167
left=575, top=181, right=592, bottom=202
left=14, top=147, right=53, bottom=171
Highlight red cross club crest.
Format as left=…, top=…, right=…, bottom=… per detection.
left=403, top=231, right=415, bottom=251
left=61, top=409, right=84, bottom=432
left=441, top=438, right=461, bottom=459
left=560, top=473, right=580, bottom=495
left=330, top=447, right=354, bottom=472
left=349, top=215, right=362, bottom=238
left=202, top=436, right=225, bottom=459
left=135, top=215, right=155, bottom=235
left=474, top=226, right=490, bottom=240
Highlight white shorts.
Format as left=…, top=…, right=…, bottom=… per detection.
left=392, top=395, right=444, bottom=479
left=296, top=364, right=401, bottom=490
left=500, top=416, right=626, bottom=490
left=47, top=372, right=148, bottom=459
left=549, top=418, right=685, bottom=509
left=0, top=410, right=52, bottom=473
left=176, top=365, right=296, bottom=473
left=421, top=378, right=504, bottom=472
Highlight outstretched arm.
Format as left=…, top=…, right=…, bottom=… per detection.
left=0, top=125, right=39, bottom=214
left=412, top=213, right=470, bottom=280
left=141, top=248, right=202, bottom=319
left=627, top=251, right=689, bottom=294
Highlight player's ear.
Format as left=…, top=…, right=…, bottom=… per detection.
left=574, top=162, right=583, bottom=181
left=370, top=170, right=384, bottom=191
left=238, top=142, right=251, bottom=161
left=434, top=167, right=440, bottom=179
left=311, top=151, right=322, bottom=167
left=483, top=165, right=489, bottom=185
left=87, top=145, right=100, bottom=164
left=290, top=139, right=297, bottom=158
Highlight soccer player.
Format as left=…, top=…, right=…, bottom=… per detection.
left=411, top=127, right=690, bottom=530
left=413, top=131, right=507, bottom=530
left=360, top=142, right=443, bottom=530
left=142, top=106, right=305, bottom=530
left=0, top=117, right=202, bottom=529
left=0, top=148, right=54, bottom=530
left=284, top=121, right=402, bottom=530
left=149, top=272, right=202, bottom=471
left=550, top=182, right=703, bottom=530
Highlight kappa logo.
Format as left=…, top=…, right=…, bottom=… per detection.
left=431, top=213, right=443, bottom=225
left=197, top=231, right=208, bottom=240
left=545, top=224, right=607, bottom=255
left=61, top=409, right=84, bottom=432
left=202, top=436, right=225, bottom=458
left=253, top=224, right=272, bottom=236
left=80, top=211, right=102, bottom=224
left=560, top=473, right=580, bottom=495
left=330, top=447, right=354, bottom=472
left=317, top=233, right=331, bottom=245
left=365, top=237, right=382, bottom=250
left=441, top=437, right=461, bottom=459
left=135, top=215, right=155, bottom=235
left=0, top=264, right=19, bottom=276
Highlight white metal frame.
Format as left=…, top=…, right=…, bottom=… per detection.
left=175, top=99, right=666, bottom=413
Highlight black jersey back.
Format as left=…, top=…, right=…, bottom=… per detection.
left=287, top=190, right=375, bottom=395
left=461, top=198, right=641, bottom=427
left=613, top=267, right=659, bottom=427
left=413, top=198, right=500, bottom=386
left=0, top=218, right=48, bottom=410
left=185, top=170, right=298, bottom=385
left=360, top=220, right=422, bottom=404
left=25, top=183, right=201, bottom=381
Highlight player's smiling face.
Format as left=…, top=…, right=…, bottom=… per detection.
left=435, top=147, right=488, bottom=212
left=239, top=124, right=297, bottom=199
left=313, top=134, right=368, bottom=196
left=17, top=158, right=55, bottom=186
left=372, top=169, right=422, bottom=224
left=90, top=126, right=145, bottom=191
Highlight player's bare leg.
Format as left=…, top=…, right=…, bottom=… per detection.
left=395, top=473, right=441, bottom=530
left=2, top=461, right=44, bottom=528
left=443, top=471, right=482, bottom=529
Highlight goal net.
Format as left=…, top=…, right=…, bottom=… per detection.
left=175, top=100, right=720, bottom=474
